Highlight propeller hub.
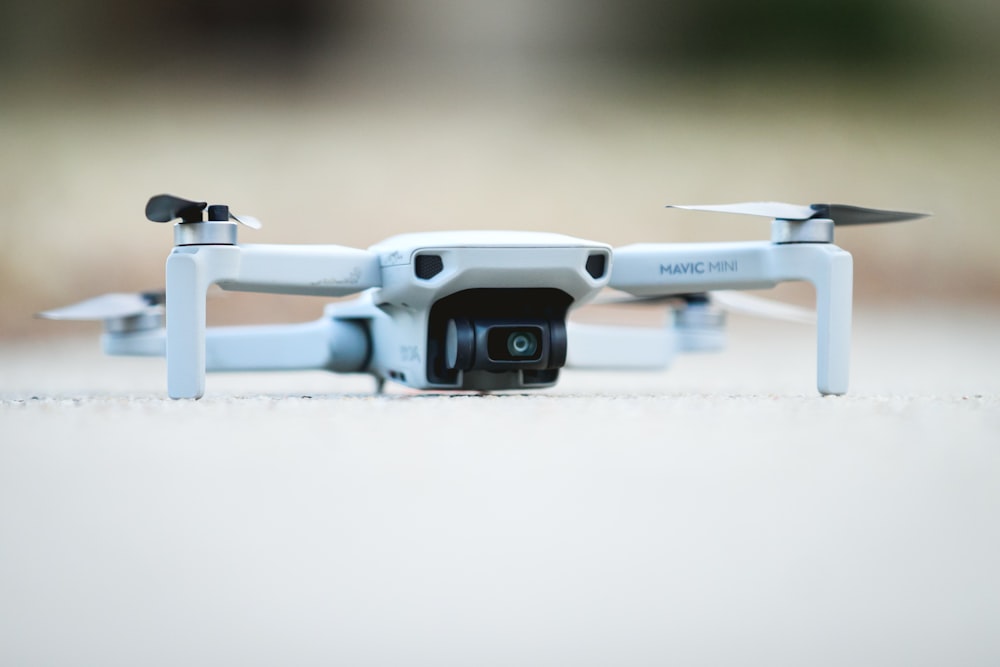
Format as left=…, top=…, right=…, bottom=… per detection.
left=104, top=310, right=165, bottom=334
left=174, top=221, right=238, bottom=246
left=771, top=218, right=834, bottom=244
left=675, top=303, right=726, bottom=330
left=675, top=303, right=726, bottom=353
left=146, top=194, right=259, bottom=246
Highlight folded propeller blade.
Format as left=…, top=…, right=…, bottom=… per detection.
left=667, top=202, right=927, bottom=224
left=230, top=213, right=262, bottom=230
left=146, top=194, right=207, bottom=223
left=593, top=290, right=814, bottom=324
left=709, top=290, right=815, bottom=324
left=36, top=291, right=164, bottom=321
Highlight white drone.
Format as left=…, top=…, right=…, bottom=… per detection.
left=39, top=194, right=925, bottom=399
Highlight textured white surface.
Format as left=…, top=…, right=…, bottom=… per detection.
left=1, top=306, right=998, bottom=666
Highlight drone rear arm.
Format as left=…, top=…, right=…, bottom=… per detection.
left=104, top=318, right=369, bottom=373
left=565, top=321, right=676, bottom=370
left=203, top=319, right=369, bottom=373
left=610, top=242, right=852, bottom=395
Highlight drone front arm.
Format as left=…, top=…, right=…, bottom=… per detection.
left=772, top=244, right=853, bottom=396
left=610, top=242, right=852, bottom=395
left=610, top=242, right=778, bottom=295
left=167, top=246, right=237, bottom=399
left=218, top=244, right=382, bottom=297
left=166, top=244, right=381, bottom=398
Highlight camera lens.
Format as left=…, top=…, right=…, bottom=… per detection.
left=506, top=330, right=538, bottom=358
left=485, top=324, right=545, bottom=363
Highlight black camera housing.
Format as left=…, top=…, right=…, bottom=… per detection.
left=445, top=319, right=556, bottom=371
left=426, top=288, right=571, bottom=387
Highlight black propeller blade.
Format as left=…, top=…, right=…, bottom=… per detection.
left=807, top=204, right=927, bottom=225
left=146, top=194, right=207, bottom=223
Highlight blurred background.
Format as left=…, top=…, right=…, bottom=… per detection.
left=1, top=0, right=998, bottom=337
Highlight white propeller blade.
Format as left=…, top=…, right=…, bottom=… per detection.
left=230, top=213, right=262, bottom=230
left=710, top=291, right=815, bottom=324
left=36, top=292, right=162, bottom=321
left=668, top=202, right=817, bottom=220
left=590, top=289, right=815, bottom=324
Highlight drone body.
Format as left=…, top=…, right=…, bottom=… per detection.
left=39, top=195, right=926, bottom=399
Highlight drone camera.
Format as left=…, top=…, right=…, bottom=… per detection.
left=428, top=288, right=573, bottom=385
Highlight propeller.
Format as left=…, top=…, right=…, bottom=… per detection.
left=710, top=291, right=815, bottom=324
left=667, top=202, right=928, bottom=225
left=36, top=291, right=164, bottom=321
left=593, top=290, right=815, bottom=324
left=145, top=194, right=262, bottom=229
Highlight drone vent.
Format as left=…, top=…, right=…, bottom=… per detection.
left=415, top=254, right=444, bottom=280
left=585, top=253, right=607, bottom=279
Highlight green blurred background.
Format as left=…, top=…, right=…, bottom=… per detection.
left=2, top=0, right=998, bottom=338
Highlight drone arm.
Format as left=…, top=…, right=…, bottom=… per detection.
left=611, top=242, right=852, bottom=395
left=166, top=244, right=381, bottom=398
left=219, top=244, right=382, bottom=297
left=770, top=244, right=853, bottom=396
left=101, top=317, right=369, bottom=373
left=203, top=319, right=369, bottom=373
left=167, top=246, right=239, bottom=399
left=609, top=242, right=778, bottom=296
left=565, top=321, right=676, bottom=370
